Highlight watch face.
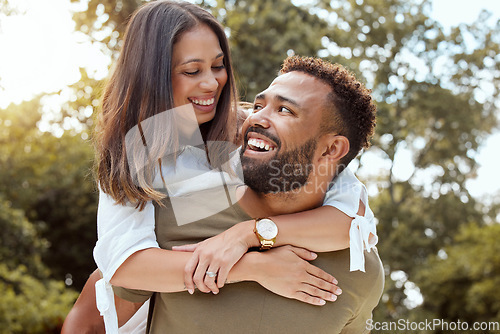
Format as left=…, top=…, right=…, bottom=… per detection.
left=257, top=219, right=278, bottom=240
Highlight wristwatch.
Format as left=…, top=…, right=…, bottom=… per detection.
left=254, top=218, right=278, bottom=250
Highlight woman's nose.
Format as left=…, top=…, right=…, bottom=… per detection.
left=200, top=72, right=219, bottom=91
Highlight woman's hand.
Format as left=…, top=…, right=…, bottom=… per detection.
left=172, top=221, right=256, bottom=294
left=251, top=245, right=342, bottom=306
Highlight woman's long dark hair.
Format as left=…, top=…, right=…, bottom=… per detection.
left=95, top=1, right=238, bottom=209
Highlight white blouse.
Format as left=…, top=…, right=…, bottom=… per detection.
left=94, top=146, right=378, bottom=333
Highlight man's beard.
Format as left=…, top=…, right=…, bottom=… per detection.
left=240, top=136, right=318, bottom=194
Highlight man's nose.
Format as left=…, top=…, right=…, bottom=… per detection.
left=248, top=107, right=271, bottom=128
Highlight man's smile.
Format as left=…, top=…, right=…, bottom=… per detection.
left=247, top=137, right=277, bottom=152
left=243, top=130, right=279, bottom=157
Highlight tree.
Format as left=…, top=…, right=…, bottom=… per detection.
left=0, top=99, right=98, bottom=289
left=70, top=0, right=141, bottom=55
left=416, top=222, right=500, bottom=333
left=0, top=196, right=48, bottom=278
left=0, top=198, right=78, bottom=333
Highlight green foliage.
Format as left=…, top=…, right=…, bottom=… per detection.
left=70, top=0, right=142, bottom=54
left=415, top=223, right=500, bottom=331
left=0, top=263, right=78, bottom=334
left=0, top=99, right=98, bottom=289
left=0, top=197, right=48, bottom=278
left=0, top=199, right=78, bottom=333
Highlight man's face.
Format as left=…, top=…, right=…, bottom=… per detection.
left=240, top=71, right=331, bottom=193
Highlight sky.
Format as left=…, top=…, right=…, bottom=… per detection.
left=0, top=0, right=499, bottom=200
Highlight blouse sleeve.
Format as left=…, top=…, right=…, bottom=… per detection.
left=93, top=188, right=159, bottom=334
left=93, top=188, right=159, bottom=282
left=322, top=168, right=378, bottom=272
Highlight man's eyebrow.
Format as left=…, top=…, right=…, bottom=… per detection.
left=254, top=93, right=301, bottom=109
left=276, top=94, right=300, bottom=108
left=179, top=52, right=224, bottom=66
left=254, top=93, right=265, bottom=101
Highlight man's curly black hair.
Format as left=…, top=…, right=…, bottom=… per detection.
left=280, top=56, right=377, bottom=170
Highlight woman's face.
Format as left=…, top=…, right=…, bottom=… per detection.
left=172, top=24, right=228, bottom=125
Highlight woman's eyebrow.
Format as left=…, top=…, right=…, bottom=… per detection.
left=180, top=52, right=224, bottom=66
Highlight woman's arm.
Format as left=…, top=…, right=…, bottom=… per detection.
left=111, top=245, right=341, bottom=306
left=175, top=202, right=364, bottom=292
left=110, top=248, right=194, bottom=293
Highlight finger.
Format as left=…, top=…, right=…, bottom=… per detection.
left=289, top=246, right=317, bottom=261
left=306, top=263, right=338, bottom=285
left=302, top=275, right=342, bottom=298
left=192, top=261, right=211, bottom=293
left=172, top=244, right=199, bottom=252
left=293, top=291, right=327, bottom=306
left=217, top=265, right=231, bottom=289
left=183, top=254, right=199, bottom=294
left=301, top=283, right=339, bottom=303
left=204, top=266, right=220, bottom=294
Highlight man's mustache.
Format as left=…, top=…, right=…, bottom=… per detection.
left=243, top=126, right=281, bottom=149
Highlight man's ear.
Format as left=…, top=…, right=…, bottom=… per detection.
left=318, top=134, right=350, bottom=163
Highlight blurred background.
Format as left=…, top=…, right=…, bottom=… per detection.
left=0, top=0, right=499, bottom=332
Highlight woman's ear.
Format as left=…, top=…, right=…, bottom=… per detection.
left=318, top=134, right=350, bottom=163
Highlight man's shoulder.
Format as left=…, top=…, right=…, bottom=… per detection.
left=347, top=248, right=384, bottom=296
left=315, top=248, right=384, bottom=299
left=361, top=248, right=385, bottom=295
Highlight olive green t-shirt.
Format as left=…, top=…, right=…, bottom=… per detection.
left=115, top=195, right=384, bottom=334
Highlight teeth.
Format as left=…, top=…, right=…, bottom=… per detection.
left=191, top=98, right=215, bottom=106
left=247, top=138, right=276, bottom=151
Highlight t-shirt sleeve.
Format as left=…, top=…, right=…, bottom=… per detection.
left=322, top=168, right=378, bottom=272
left=93, top=188, right=159, bottom=283
left=113, top=286, right=153, bottom=304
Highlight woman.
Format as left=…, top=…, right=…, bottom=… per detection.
left=91, top=1, right=377, bottom=333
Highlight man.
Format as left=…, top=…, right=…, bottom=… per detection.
left=63, top=56, right=383, bottom=333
